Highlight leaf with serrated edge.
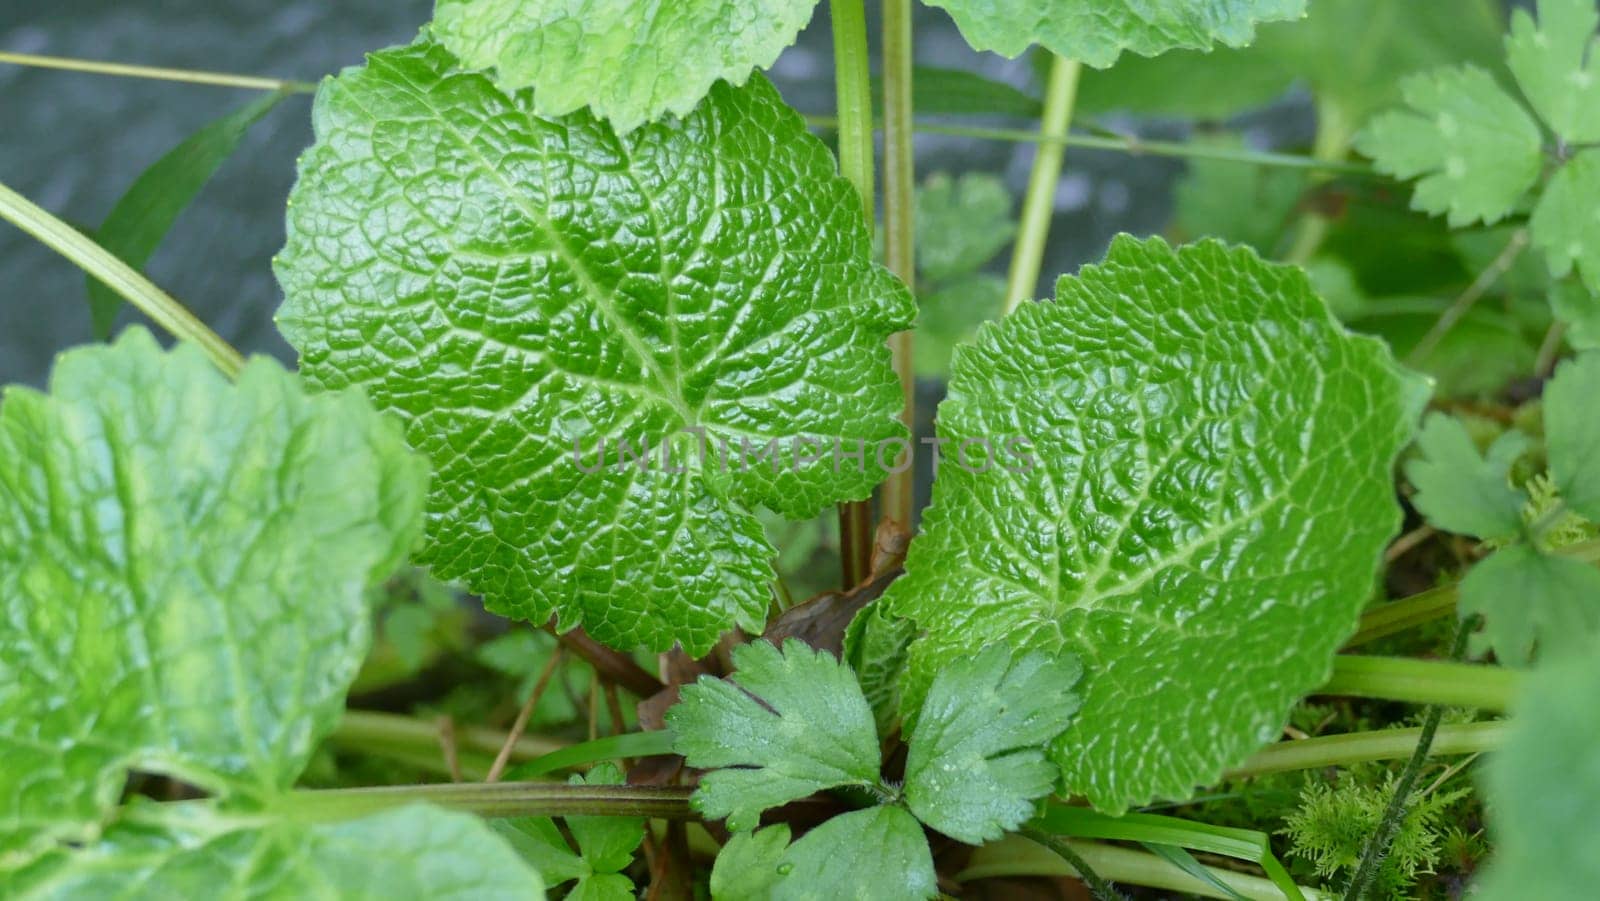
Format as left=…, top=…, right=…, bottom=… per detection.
left=0, top=328, right=427, bottom=867
left=1476, top=640, right=1600, bottom=899
left=1460, top=544, right=1600, bottom=666
left=9, top=804, right=543, bottom=900
left=1404, top=413, right=1530, bottom=540
left=905, top=645, right=1081, bottom=844
left=432, top=0, right=820, bottom=133
left=1356, top=66, right=1543, bottom=227
left=1506, top=0, right=1600, bottom=145
left=1552, top=281, right=1600, bottom=351
left=1544, top=352, right=1600, bottom=521
left=275, top=38, right=913, bottom=654
left=885, top=236, right=1427, bottom=813
left=709, top=825, right=790, bottom=900
left=668, top=640, right=881, bottom=832
left=778, top=806, right=936, bottom=901
left=922, top=0, right=1303, bottom=68
left=1531, top=151, right=1600, bottom=296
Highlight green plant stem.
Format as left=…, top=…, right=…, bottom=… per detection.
left=880, top=0, right=916, bottom=528
left=830, top=0, right=878, bottom=587
left=3, top=48, right=1369, bottom=178
left=1345, top=584, right=1459, bottom=649
left=1407, top=228, right=1528, bottom=364
left=0, top=50, right=317, bottom=93
left=803, top=115, right=1374, bottom=173
left=279, top=780, right=697, bottom=822
left=1347, top=538, right=1600, bottom=647
left=0, top=178, right=245, bottom=377
left=1227, top=720, right=1504, bottom=779
left=962, top=837, right=1329, bottom=901
left=1285, top=98, right=1356, bottom=265
left=1002, top=55, right=1081, bottom=315
left=1341, top=621, right=1473, bottom=900
left=1020, top=826, right=1124, bottom=901
left=332, top=710, right=567, bottom=765
left=1319, top=656, right=1517, bottom=712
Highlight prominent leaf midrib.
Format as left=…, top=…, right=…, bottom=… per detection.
left=100, top=408, right=184, bottom=759
left=368, top=57, right=696, bottom=425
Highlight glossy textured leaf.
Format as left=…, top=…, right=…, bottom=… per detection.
left=843, top=602, right=916, bottom=737
left=904, top=645, right=1081, bottom=844
left=1505, top=0, right=1600, bottom=145
left=1531, top=151, right=1600, bottom=295
left=1544, top=352, right=1600, bottom=521
left=1404, top=413, right=1531, bottom=540
left=1477, top=640, right=1600, bottom=898
left=668, top=640, right=880, bottom=831
left=431, top=0, right=820, bottom=132
left=0, top=329, right=427, bottom=865
left=884, top=236, right=1427, bottom=812
left=12, top=805, right=544, bottom=900
left=922, top=0, right=1303, bottom=68
left=87, top=93, right=285, bottom=338
left=1356, top=66, right=1543, bottom=227
left=1459, top=543, right=1600, bottom=666
left=275, top=39, right=913, bottom=654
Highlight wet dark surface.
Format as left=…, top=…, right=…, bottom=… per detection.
left=0, top=2, right=1224, bottom=387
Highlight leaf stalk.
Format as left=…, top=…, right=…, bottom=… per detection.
left=1002, top=55, right=1081, bottom=315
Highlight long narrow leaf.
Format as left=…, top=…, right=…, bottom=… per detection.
left=1143, top=843, right=1250, bottom=901
left=86, top=92, right=285, bottom=337
left=1038, top=805, right=1307, bottom=901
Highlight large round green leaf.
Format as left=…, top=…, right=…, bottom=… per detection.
left=275, top=38, right=912, bottom=654
left=884, top=236, right=1426, bottom=812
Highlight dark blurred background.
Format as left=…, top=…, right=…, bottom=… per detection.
left=0, top=1, right=1304, bottom=387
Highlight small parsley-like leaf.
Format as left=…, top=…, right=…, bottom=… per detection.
left=904, top=645, right=1081, bottom=844
left=275, top=38, right=913, bottom=655
left=1552, top=281, right=1600, bottom=351
left=915, top=172, right=1016, bottom=284
left=1505, top=0, right=1600, bottom=145
left=1404, top=413, right=1531, bottom=540
left=884, top=236, right=1426, bottom=813
left=432, top=0, right=821, bottom=133
left=1356, top=65, right=1544, bottom=227
left=492, top=763, right=642, bottom=897
left=1460, top=543, right=1600, bottom=666
left=667, top=640, right=881, bottom=832
left=0, top=329, right=428, bottom=866
left=922, top=0, right=1303, bottom=67
left=1544, top=351, right=1600, bottom=521
left=1531, top=151, right=1600, bottom=295
left=10, top=805, right=544, bottom=900
left=709, top=811, right=937, bottom=901
left=709, top=825, right=790, bottom=900
left=775, top=807, right=936, bottom=901
left=1477, top=639, right=1600, bottom=898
